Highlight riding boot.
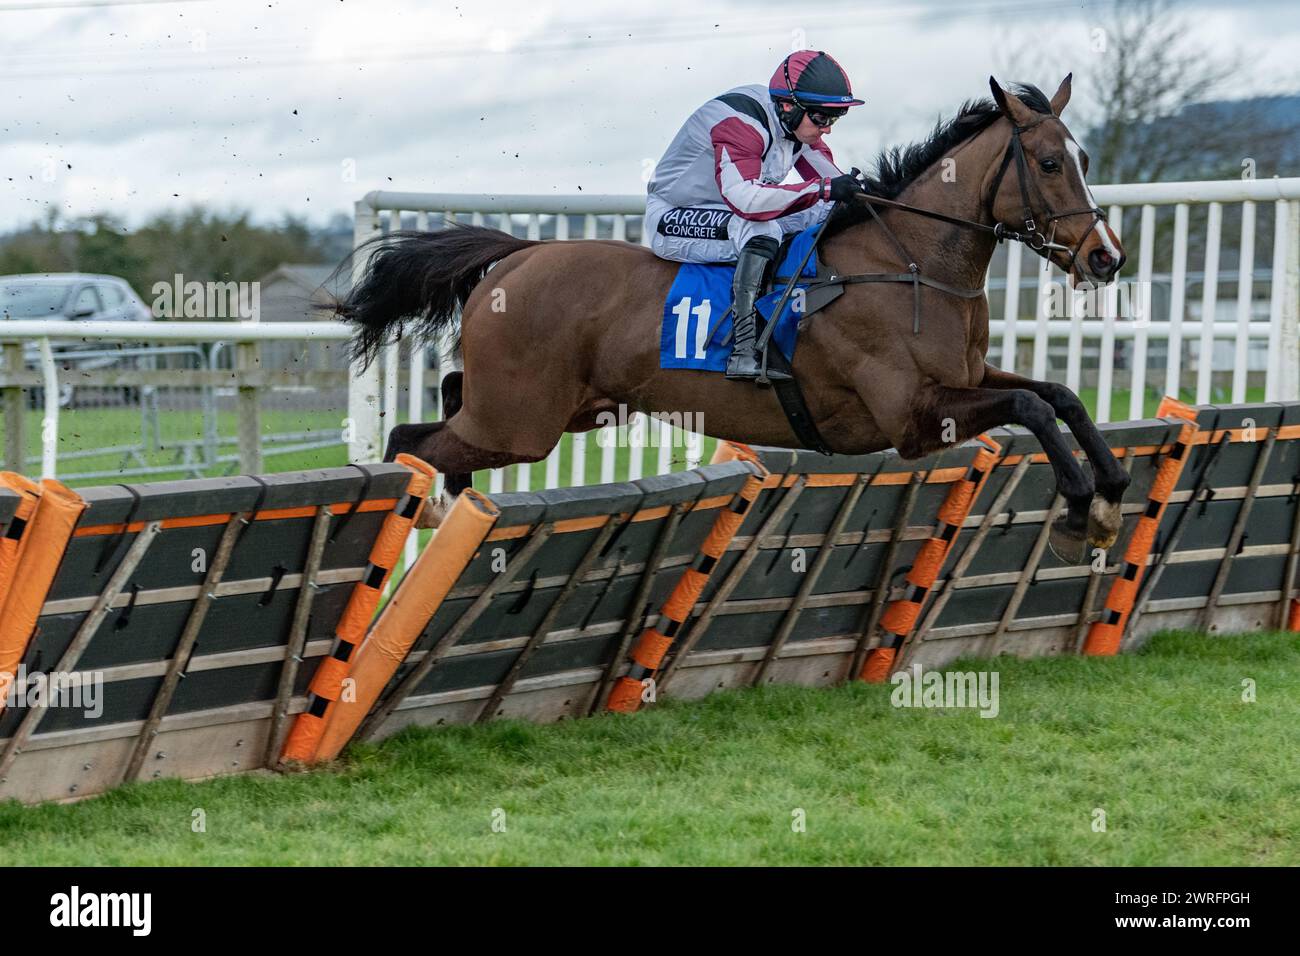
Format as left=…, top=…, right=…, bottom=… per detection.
left=725, top=237, right=788, bottom=381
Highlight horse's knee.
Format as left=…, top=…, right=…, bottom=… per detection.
left=1008, top=389, right=1055, bottom=431
left=1038, top=382, right=1085, bottom=420
left=384, top=421, right=444, bottom=464
left=383, top=423, right=418, bottom=462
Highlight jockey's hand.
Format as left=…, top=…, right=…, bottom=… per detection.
left=827, top=171, right=867, bottom=202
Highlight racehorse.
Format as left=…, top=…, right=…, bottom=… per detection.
left=333, top=76, right=1129, bottom=561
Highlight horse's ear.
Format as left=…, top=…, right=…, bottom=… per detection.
left=988, top=76, right=1036, bottom=127
left=988, top=76, right=1006, bottom=109
left=1050, top=73, right=1072, bottom=116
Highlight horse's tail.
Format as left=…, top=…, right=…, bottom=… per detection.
left=329, top=224, right=538, bottom=368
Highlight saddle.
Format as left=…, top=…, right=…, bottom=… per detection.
left=658, top=223, right=845, bottom=454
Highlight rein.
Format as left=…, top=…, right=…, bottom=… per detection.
left=752, top=115, right=1107, bottom=379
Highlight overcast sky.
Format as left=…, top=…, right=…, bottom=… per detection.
left=2, top=0, right=1297, bottom=232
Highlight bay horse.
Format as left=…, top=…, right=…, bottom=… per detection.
left=335, top=76, right=1130, bottom=561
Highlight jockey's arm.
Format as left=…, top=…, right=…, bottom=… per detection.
left=710, top=117, right=831, bottom=222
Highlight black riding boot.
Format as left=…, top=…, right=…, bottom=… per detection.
left=725, top=237, right=788, bottom=381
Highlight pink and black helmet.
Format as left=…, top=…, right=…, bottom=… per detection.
left=768, top=50, right=864, bottom=108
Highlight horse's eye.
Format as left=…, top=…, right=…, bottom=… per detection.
left=1040, top=158, right=1060, bottom=172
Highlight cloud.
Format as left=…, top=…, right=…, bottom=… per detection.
left=0, top=0, right=1296, bottom=231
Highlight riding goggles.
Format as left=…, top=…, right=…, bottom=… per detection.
left=805, top=107, right=848, bottom=128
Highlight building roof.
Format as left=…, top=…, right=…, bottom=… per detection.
left=258, top=264, right=346, bottom=299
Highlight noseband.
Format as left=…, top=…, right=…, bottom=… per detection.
left=986, top=117, right=1108, bottom=275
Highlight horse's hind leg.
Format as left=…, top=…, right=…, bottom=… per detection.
left=905, top=384, right=1096, bottom=563
left=384, top=369, right=472, bottom=498
left=384, top=417, right=536, bottom=528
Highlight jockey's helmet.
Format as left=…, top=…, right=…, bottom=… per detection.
left=768, top=50, right=864, bottom=133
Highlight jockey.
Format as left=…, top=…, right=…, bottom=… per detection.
left=646, top=50, right=867, bottom=380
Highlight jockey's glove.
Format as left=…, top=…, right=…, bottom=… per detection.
left=827, top=171, right=868, bottom=202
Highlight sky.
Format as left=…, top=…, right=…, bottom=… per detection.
left=2, top=0, right=1298, bottom=232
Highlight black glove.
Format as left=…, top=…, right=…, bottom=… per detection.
left=827, top=169, right=866, bottom=202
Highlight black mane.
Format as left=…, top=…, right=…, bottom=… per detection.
left=824, top=83, right=1053, bottom=238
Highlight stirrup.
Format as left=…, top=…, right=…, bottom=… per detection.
left=725, top=347, right=763, bottom=381
left=725, top=346, right=791, bottom=383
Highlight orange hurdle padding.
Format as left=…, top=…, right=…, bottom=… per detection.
left=0, top=473, right=41, bottom=611
left=279, top=454, right=436, bottom=763
left=607, top=442, right=766, bottom=713
left=0, top=475, right=85, bottom=714
left=1083, top=397, right=1199, bottom=656
left=1288, top=598, right=1300, bottom=633
left=309, top=487, right=500, bottom=761
left=859, top=435, right=1001, bottom=682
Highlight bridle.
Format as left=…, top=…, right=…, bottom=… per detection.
left=985, top=116, right=1108, bottom=276
left=849, top=114, right=1108, bottom=274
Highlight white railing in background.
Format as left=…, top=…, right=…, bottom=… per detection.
left=0, top=320, right=352, bottom=478
left=352, top=178, right=1300, bottom=481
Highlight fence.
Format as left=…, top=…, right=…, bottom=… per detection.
left=0, top=321, right=353, bottom=481
left=4, top=399, right=1295, bottom=803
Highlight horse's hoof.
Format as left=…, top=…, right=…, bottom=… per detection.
left=414, top=492, right=453, bottom=530
left=1087, top=496, right=1123, bottom=550
left=1048, top=518, right=1088, bottom=564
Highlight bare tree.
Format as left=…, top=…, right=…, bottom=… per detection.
left=996, top=0, right=1298, bottom=183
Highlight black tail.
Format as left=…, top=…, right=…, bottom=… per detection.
left=328, top=224, right=538, bottom=368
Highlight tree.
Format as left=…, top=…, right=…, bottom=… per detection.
left=995, top=0, right=1298, bottom=183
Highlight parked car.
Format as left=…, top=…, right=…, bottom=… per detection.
left=0, top=273, right=153, bottom=407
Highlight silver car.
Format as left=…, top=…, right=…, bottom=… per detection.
left=0, top=273, right=153, bottom=407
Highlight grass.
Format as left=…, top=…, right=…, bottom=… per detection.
left=2, top=630, right=1295, bottom=866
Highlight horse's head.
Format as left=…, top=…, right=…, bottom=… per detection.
left=987, top=75, right=1125, bottom=286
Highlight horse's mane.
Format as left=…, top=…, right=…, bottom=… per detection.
left=823, top=82, right=1053, bottom=239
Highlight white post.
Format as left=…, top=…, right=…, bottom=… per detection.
left=1066, top=282, right=1083, bottom=394
left=571, top=433, right=587, bottom=486
left=38, top=337, right=58, bottom=479
left=1130, top=204, right=1155, bottom=419
left=1032, top=255, right=1051, bottom=381
left=1197, top=202, right=1223, bottom=405
left=1000, top=242, right=1021, bottom=372
left=1101, top=206, right=1124, bottom=422
left=1165, top=204, right=1190, bottom=400
left=685, top=430, right=703, bottom=470
left=1283, top=200, right=1300, bottom=401
left=600, top=428, right=617, bottom=484
left=657, top=418, right=673, bottom=475
left=1232, top=201, right=1255, bottom=404
left=627, top=413, right=644, bottom=481
left=1266, top=200, right=1287, bottom=401
left=348, top=200, right=384, bottom=463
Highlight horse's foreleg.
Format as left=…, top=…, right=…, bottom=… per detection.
left=978, top=365, right=1129, bottom=549
left=909, top=384, right=1096, bottom=563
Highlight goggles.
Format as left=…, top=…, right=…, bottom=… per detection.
left=805, top=107, right=848, bottom=128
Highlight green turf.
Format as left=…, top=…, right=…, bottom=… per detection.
left=2, top=630, right=1294, bottom=866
